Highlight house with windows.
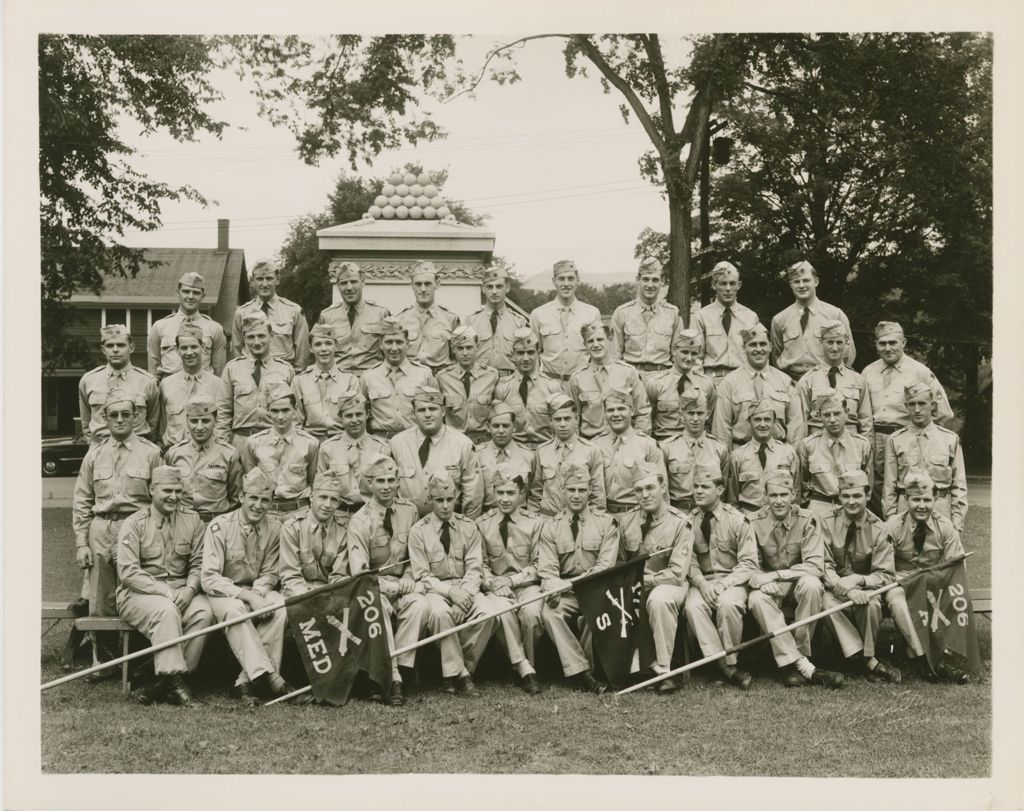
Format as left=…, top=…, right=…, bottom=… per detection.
left=42, top=220, right=247, bottom=436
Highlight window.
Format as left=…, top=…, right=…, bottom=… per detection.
left=101, top=308, right=128, bottom=329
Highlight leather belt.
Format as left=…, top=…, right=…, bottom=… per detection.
left=271, top=497, right=311, bottom=512
left=635, top=362, right=671, bottom=372
left=737, top=501, right=763, bottom=512
left=497, top=369, right=515, bottom=378
left=93, top=510, right=135, bottom=520
left=874, top=423, right=902, bottom=435
left=670, top=499, right=695, bottom=512
left=605, top=500, right=637, bottom=514
left=232, top=426, right=261, bottom=437
left=466, top=430, right=490, bottom=444
left=335, top=502, right=363, bottom=514
left=808, top=492, right=840, bottom=504
left=196, top=511, right=226, bottom=523
left=546, top=372, right=572, bottom=382
left=897, top=487, right=950, bottom=496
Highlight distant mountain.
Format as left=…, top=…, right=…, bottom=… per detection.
left=519, top=270, right=636, bottom=291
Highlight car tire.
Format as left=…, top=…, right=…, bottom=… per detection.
left=43, top=461, right=59, bottom=477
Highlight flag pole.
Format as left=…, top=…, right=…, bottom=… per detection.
left=40, top=559, right=408, bottom=692
left=617, top=552, right=972, bottom=695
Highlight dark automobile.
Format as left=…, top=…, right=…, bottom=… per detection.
left=42, top=428, right=88, bottom=476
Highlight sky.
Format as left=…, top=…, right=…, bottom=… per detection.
left=118, top=36, right=677, bottom=288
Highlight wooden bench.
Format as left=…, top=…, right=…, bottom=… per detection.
left=41, top=603, right=135, bottom=693
left=972, top=588, right=992, bottom=616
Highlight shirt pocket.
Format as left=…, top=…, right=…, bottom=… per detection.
left=271, top=320, right=291, bottom=337
left=667, top=456, right=693, bottom=476
left=623, top=320, right=647, bottom=354
left=782, top=322, right=802, bottom=343
left=808, top=457, right=832, bottom=475
left=555, top=537, right=575, bottom=555
left=93, top=465, right=115, bottom=500
left=365, top=379, right=394, bottom=401
left=425, top=321, right=452, bottom=341
left=285, top=462, right=308, bottom=486
left=124, top=464, right=151, bottom=497
left=484, top=537, right=506, bottom=562
left=927, top=453, right=952, bottom=485
left=199, top=466, right=228, bottom=499
left=581, top=534, right=602, bottom=552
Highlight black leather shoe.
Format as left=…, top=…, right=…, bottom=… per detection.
left=655, top=676, right=681, bottom=694
left=781, top=664, right=807, bottom=688
left=934, top=661, right=970, bottom=685
left=519, top=673, right=542, bottom=695
left=866, top=660, right=902, bottom=684
left=722, top=665, right=753, bottom=690
left=441, top=677, right=458, bottom=695
left=132, top=677, right=167, bottom=706
left=810, top=668, right=844, bottom=689
left=456, top=675, right=479, bottom=697
left=165, top=674, right=194, bottom=706
left=236, top=681, right=260, bottom=708
left=386, top=682, right=405, bottom=706
left=574, top=670, right=608, bottom=694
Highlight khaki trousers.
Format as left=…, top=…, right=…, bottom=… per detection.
left=885, top=585, right=926, bottom=656
left=684, top=583, right=748, bottom=666
left=477, top=585, right=544, bottom=672
left=647, top=583, right=689, bottom=672
left=382, top=593, right=429, bottom=675
left=206, top=591, right=286, bottom=685
left=116, top=591, right=213, bottom=674
left=822, top=590, right=882, bottom=658
left=421, top=592, right=496, bottom=678
left=540, top=591, right=593, bottom=677
left=748, top=575, right=823, bottom=667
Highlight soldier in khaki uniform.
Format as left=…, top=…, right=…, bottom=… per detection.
left=537, top=464, right=617, bottom=693
left=389, top=385, right=484, bottom=519
left=725, top=397, right=801, bottom=514
left=712, top=323, right=805, bottom=451
left=201, top=468, right=308, bottom=706
left=795, top=321, right=873, bottom=436
left=661, top=389, right=729, bottom=512
left=883, top=382, right=967, bottom=531
left=436, top=326, right=499, bottom=444
left=592, top=390, right=665, bottom=514
left=316, top=260, right=390, bottom=376
left=618, top=462, right=695, bottom=694
left=492, top=328, right=565, bottom=448
left=476, top=402, right=535, bottom=513
left=528, top=259, right=603, bottom=389
left=528, top=394, right=606, bottom=516
left=747, top=473, right=844, bottom=689
left=881, top=471, right=970, bottom=684
left=609, top=256, right=683, bottom=378
left=476, top=464, right=545, bottom=694
left=73, top=389, right=163, bottom=613
left=644, top=329, right=716, bottom=440
left=116, top=465, right=213, bottom=705
left=396, top=261, right=460, bottom=375
left=819, top=470, right=902, bottom=683
left=693, top=261, right=760, bottom=385
left=464, top=265, right=527, bottom=378
left=408, top=472, right=497, bottom=696
left=796, top=394, right=873, bottom=518
left=291, top=324, right=360, bottom=442
left=231, top=261, right=310, bottom=372
left=569, top=321, right=651, bottom=438
left=316, top=392, right=390, bottom=519
left=360, top=316, right=437, bottom=439
left=346, top=454, right=429, bottom=706
left=158, top=323, right=224, bottom=449
left=147, top=270, right=227, bottom=379
left=164, top=396, right=243, bottom=522
left=79, top=324, right=161, bottom=445
left=239, top=384, right=319, bottom=518
left=684, top=466, right=758, bottom=689
left=770, top=260, right=855, bottom=381
left=278, top=470, right=349, bottom=598
left=216, top=312, right=295, bottom=450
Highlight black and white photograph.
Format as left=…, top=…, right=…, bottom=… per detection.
left=6, top=2, right=1024, bottom=809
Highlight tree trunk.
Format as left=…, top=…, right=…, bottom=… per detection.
left=665, top=184, right=694, bottom=326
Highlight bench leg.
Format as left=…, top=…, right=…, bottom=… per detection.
left=89, top=631, right=100, bottom=668
left=121, top=632, right=130, bottom=694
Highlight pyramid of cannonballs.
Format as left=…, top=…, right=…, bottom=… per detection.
left=366, top=171, right=453, bottom=221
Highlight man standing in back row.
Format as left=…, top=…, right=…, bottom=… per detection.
left=464, top=265, right=527, bottom=378
left=609, top=256, right=683, bottom=379
left=693, top=261, right=759, bottom=386
left=529, top=259, right=602, bottom=390
left=231, top=261, right=309, bottom=372
left=147, top=271, right=228, bottom=379
left=396, top=261, right=460, bottom=375
left=317, top=260, right=390, bottom=376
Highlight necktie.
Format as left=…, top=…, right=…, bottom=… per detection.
left=518, top=375, right=530, bottom=405
left=758, top=442, right=768, bottom=469
left=252, top=359, right=262, bottom=387
left=845, top=519, right=858, bottom=556
left=114, top=441, right=127, bottom=475
left=828, top=367, right=838, bottom=389
left=347, top=304, right=357, bottom=327
left=753, top=372, right=765, bottom=401
left=317, top=373, right=330, bottom=406
left=261, top=300, right=271, bottom=316
left=313, top=521, right=326, bottom=547
left=499, top=514, right=510, bottom=546
left=557, top=443, right=570, bottom=464
left=463, top=370, right=472, bottom=397
left=800, top=307, right=809, bottom=333
left=439, top=520, right=451, bottom=554
left=913, top=520, right=927, bottom=554
left=382, top=507, right=393, bottom=538
left=186, top=375, right=198, bottom=398
left=418, top=435, right=432, bottom=467
left=641, top=512, right=653, bottom=542
left=700, top=510, right=713, bottom=546
left=676, top=373, right=689, bottom=395
left=722, top=306, right=732, bottom=335
left=490, top=308, right=499, bottom=337
left=570, top=514, right=580, bottom=542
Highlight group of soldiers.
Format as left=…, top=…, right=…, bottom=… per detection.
left=69, top=254, right=972, bottom=708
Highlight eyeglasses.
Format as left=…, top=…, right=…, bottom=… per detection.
left=106, top=410, right=134, bottom=420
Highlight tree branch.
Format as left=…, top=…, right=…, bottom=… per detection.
left=443, top=34, right=571, bottom=103
left=641, top=34, right=676, bottom=137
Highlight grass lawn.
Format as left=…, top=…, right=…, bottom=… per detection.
left=39, top=506, right=993, bottom=776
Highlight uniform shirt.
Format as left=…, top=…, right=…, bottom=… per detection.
left=476, top=440, right=535, bottom=511
left=820, top=507, right=895, bottom=589
left=117, top=506, right=205, bottom=597
left=346, top=497, right=419, bottom=593
left=408, top=512, right=485, bottom=598
left=436, top=363, right=500, bottom=434
left=158, top=369, right=223, bottom=448
left=215, top=355, right=295, bottom=441
left=317, top=298, right=390, bottom=373
left=794, top=363, right=873, bottom=435
left=200, top=508, right=282, bottom=598
left=389, top=425, right=484, bottom=519
left=72, top=434, right=162, bottom=547
left=618, top=506, right=694, bottom=587
left=529, top=298, right=603, bottom=379
left=644, top=368, right=717, bottom=440
left=685, top=502, right=758, bottom=589
left=360, top=360, right=436, bottom=435
left=693, top=299, right=760, bottom=372
left=316, top=431, right=390, bottom=508
left=748, top=505, right=825, bottom=580
left=536, top=507, right=618, bottom=583
left=528, top=436, right=607, bottom=516
left=78, top=364, right=161, bottom=444
left=477, top=507, right=543, bottom=590
left=291, top=364, right=360, bottom=440
left=464, top=304, right=527, bottom=374
left=862, top=354, right=955, bottom=428
left=163, top=436, right=244, bottom=515
left=770, top=299, right=855, bottom=378
left=712, top=364, right=805, bottom=451
left=239, top=427, right=320, bottom=501
left=568, top=359, right=651, bottom=438
left=797, top=431, right=873, bottom=500
left=278, top=509, right=348, bottom=597
left=661, top=432, right=730, bottom=505
left=396, top=303, right=459, bottom=369
left=147, top=309, right=228, bottom=378
left=231, top=294, right=310, bottom=371
left=882, top=510, right=965, bottom=574
left=492, top=370, right=565, bottom=446
left=725, top=438, right=801, bottom=508
left=609, top=299, right=683, bottom=367
left=883, top=423, right=968, bottom=528
left=592, top=429, right=666, bottom=506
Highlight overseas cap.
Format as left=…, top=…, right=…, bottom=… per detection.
left=249, top=260, right=279, bottom=279
left=580, top=321, right=608, bottom=341
left=103, top=388, right=135, bottom=411
left=818, top=320, right=847, bottom=340
left=363, top=454, right=397, bottom=479
left=177, top=271, right=205, bottom=290
left=151, top=465, right=182, bottom=486
left=765, top=471, right=796, bottom=492
left=410, top=260, right=438, bottom=282
left=483, top=266, right=510, bottom=283
left=875, top=321, right=904, bottom=340
left=786, top=260, right=816, bottom=280
left=631, top=461, right=664, bottom=487
left=412, top=384, right=445, bottom=405
left=837, top=469, right=870, bottom=490
left=561, top=463, right=591, bottom=485
left=266, top=383, right=294, bottom=406
left=493, top=462, right=528, bottom=489
left=185, top=396, right=216, bottom=418
left=309, top=323, right=336, bottom=342
left=603, top=389, right=633, bottom=409
left=488, top=402, right=518, bottom=422
left=242, top=468, right=275, bottom=495
left=674, top=328, right=702, bottom=350
left=546, top=392, right=575, bottom=416
left=100, top=324, right=130, bottom=342
left=427, top=471, right=458, bottom=497
left=450, top=325, right=478, bottom=347
left=710, top=261, right=740, bottom=281
left=637, top=256, right=663, bottom=274
left=904, top=381, right=934, bottom=402
left=552, top=259, right=579, bottom=276
left=336, top=392, right=366, bottom=414
left=378, top=316, right=408, bottom=337
left=740, top=323, right=769, bottom=345
left=904, top=470, right=935, bottom=497
left=241, top=312, right=271, bottom=335
left=328, top=260, right=361, bottom=283
left=176, top=322, right=204, bottom=343
left=679, top=389, right=708, bottom=411
left=749, top=396, right=776, bottom=418
left=815, top=392, right=847, bottom=414
left=312, top=470, right=344, bottom=495
left=691, top=465, right=724, bottom=486
left=511, top=327, right=538, bottom=350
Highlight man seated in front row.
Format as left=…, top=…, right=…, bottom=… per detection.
left=116, top=465, right=213, bottom=706
left=278, top=470, right=349, bottom=599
